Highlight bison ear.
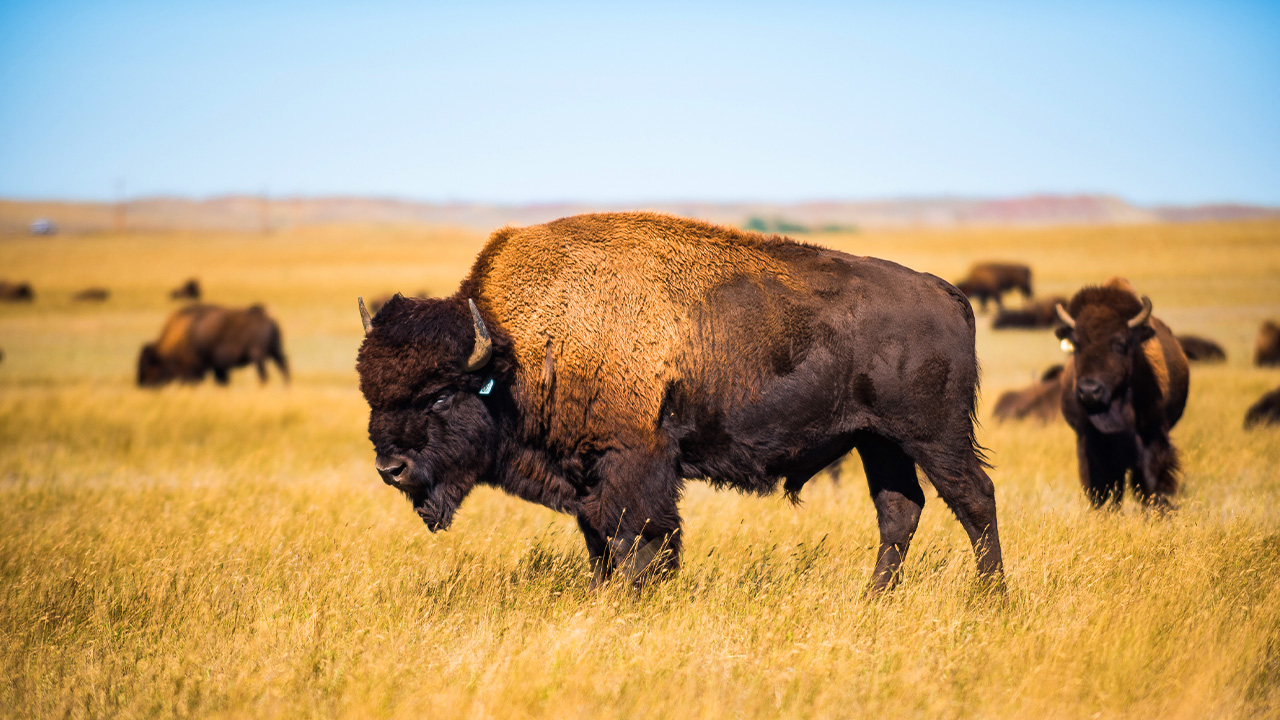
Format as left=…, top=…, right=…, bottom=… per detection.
left=1132, top=324, right=1156, bottom=344
left=1054, top=325, right=1074, bottom=341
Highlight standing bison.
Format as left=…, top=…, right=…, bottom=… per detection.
left=138, top=304, right=289, bottom=386
left=954, top=262, right=1032, bottom=312
left=355, top=212, right=1003, bottom=593
left=1255, top=321, right=1280, bottom=367
left=170, top=278, right=202, bottom=301
left=1055, top=280, right=1189, bottom=508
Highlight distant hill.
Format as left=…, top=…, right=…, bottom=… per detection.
left=3, top=194, right=1277, bottom=235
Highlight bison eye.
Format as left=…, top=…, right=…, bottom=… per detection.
left=1111, top=338, right=1128, bottom=354
left=433, top=391, right=454, bottom=410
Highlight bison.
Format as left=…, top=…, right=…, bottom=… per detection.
left=1255, top=321, right=1280, bottom=367
left=73, top=287, right=110, bottom=302
left=1245, top=386, right=1280, bottom=429
left=1176, top=335, right=1226, bottom=363
left=1054, top=279, right=1189, bottom=508
left=954, top=262, right=1032, bottom=312
left=137, top=304, right=289, bottom=386
left=992, top=365, right=1064, bottom=423
left=169, top=278, right=201, bottom=301
left=0, top=281, right=34, bottom=302
left=991, top=296, right=1068, bottom=330
left=355, top=212, right=1003, bottom=594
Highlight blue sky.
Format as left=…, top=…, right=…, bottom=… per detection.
left=1, top=1, right=1277, bottom=205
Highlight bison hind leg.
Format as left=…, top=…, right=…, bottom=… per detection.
left=856, top=432, right=925, bottom=596
left=912, top=442, right=1004, bottom=588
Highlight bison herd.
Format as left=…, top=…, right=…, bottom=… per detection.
left=3, top=213, right=1278, bottom=595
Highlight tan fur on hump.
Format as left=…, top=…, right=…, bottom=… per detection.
left=156, top=309, right=200, bottom=356
left=480, top=213, right=796, bottom=443
left=1103, top=276, right=1139, bottom=298
left=1143, top=337, right=1170, bottom=395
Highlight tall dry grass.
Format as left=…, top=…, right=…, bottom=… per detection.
left=1, top=219, right=1279, bottom=718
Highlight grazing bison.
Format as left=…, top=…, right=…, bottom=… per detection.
left=356, top=212, right=1003, bottom=594
left=169, top=278, right=201, bottom=301
left=1176, top=335, right=1226, bottom=363
left=1055, top=280, right=1189, bottom=508
left=1245, top=386, right=1280, bottom=428
left=0, top=281, right=35, bottom=302
left=954, top=262, right=1032, bottom=312
left=137, top=304, right=289, bottom=386
left=1255, top=321, right=1280, bottom=367
left=73, top=287, right=110, bottom=302
left=991, top=296, right=1068, bottom=330
left=992, top=365, right=1064, bottom=423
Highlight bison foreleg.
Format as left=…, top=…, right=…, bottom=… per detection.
left=1133, top=433, right=1179, bottom=510
left=577, top=516, right=610, bottom=590
left=583, top=449, right=683, bottom=588
left=1077, top=434, right=1128, bottom=508
left=858, top=434, right=925, bottom=596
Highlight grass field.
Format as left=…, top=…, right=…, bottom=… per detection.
left=2, top=219, right=1279, bottom=719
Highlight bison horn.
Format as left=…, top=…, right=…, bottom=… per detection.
left=1128, top=296, right=1153, bottom=328
left=358, top=297, right=373, bottom=335
left=1055, top=303, right=1076, bottom=329
left=464, top=298, right=492, bottom=371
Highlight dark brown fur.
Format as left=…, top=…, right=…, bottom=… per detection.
left=169, top=278, right=201, bottom=301
left=1245, top=386, right=1280, bottom=428
left=356, top=212, right=1003, bottom=594
left=954, top=262, right=1032, bottom=312
left=1255, top=321, right=1280, bottom=367
left=137, top=304, right=289, bottom=386
left=991, top=296, right=1068, bottom=330
left=1176, top=335, right=1226, bottom=363
left=992, top=365, right=1064, bottom=422
left=0, top=281, right=35, bottom=302
left=1056, top=283, right=1189, bottom=508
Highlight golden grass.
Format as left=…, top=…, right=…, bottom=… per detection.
left=2, top=220, right=1279, bottom=719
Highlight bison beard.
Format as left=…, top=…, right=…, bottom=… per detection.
left=355, top=212, right=1004, bottom=594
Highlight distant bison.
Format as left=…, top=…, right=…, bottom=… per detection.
left=992, top=365, right=1064, bottom=423
left=1255, top=321, right=1280, bottom=367
left=1055, top=279, right=1189, bottom=508
left=73, top=287, right=110, bottom=302
left=1245, top=386, right=1280, bottom=429
left=356, top=212, right=1003, bottom=594
left=138, top=304, right=289, bottom=386
left=169, top=278, right=201, bottom=301
left=1176, top=335, right=1226, bottom=363
left=991, top=297, right=1068, bottom=330
left=954, top=262, right=1032, bottom=312
left=0, top=281, right=34, bottom=302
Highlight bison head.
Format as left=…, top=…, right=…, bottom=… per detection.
left=1055, top=287, right=1154, bottom=433
left=137, top=343, right=172, bottom=387
left=355, top=293, right=506, bottom=531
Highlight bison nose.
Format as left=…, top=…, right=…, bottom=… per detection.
left=1076, top=378, right=1109, bottom=407
left=375, top=454, right=408, bottom=484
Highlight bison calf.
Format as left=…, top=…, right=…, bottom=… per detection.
left=138, top=304, right=289, bottom=386
left=1055, top=280, right=1189, bottom=508
left=356, top=212, right=1003, bottom=595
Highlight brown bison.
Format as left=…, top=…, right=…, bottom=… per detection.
left=1245, top=386, right=1280, bottom=428
left=138, top=304, right=289, bottom=386
left=992, top=365, right=1064, bottom=423
left=356, top=212, right=1003, bottom=594
left=73, top=287, right=110, bottom=302
left=169, top=278, right=201, bottom=301
left=1055, top=279, right=1189, bottom=508
left=0, top=281, right=35, bottom=302
left=954, top=262, right=1032, bottom=312
left=991, top=296, right=1068, bottom=330
left=1176, top=335, right=1226, bottom=363
left=1255, top=321, right=1280, bottom=367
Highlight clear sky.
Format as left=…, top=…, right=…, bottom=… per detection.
left=1, top=1, right=1277, bottom=205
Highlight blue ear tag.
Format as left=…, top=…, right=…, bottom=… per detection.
left=479, top=378, right=495, bottom=396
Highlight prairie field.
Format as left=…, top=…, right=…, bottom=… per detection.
left=2, top=219, right=1280, bottom=719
